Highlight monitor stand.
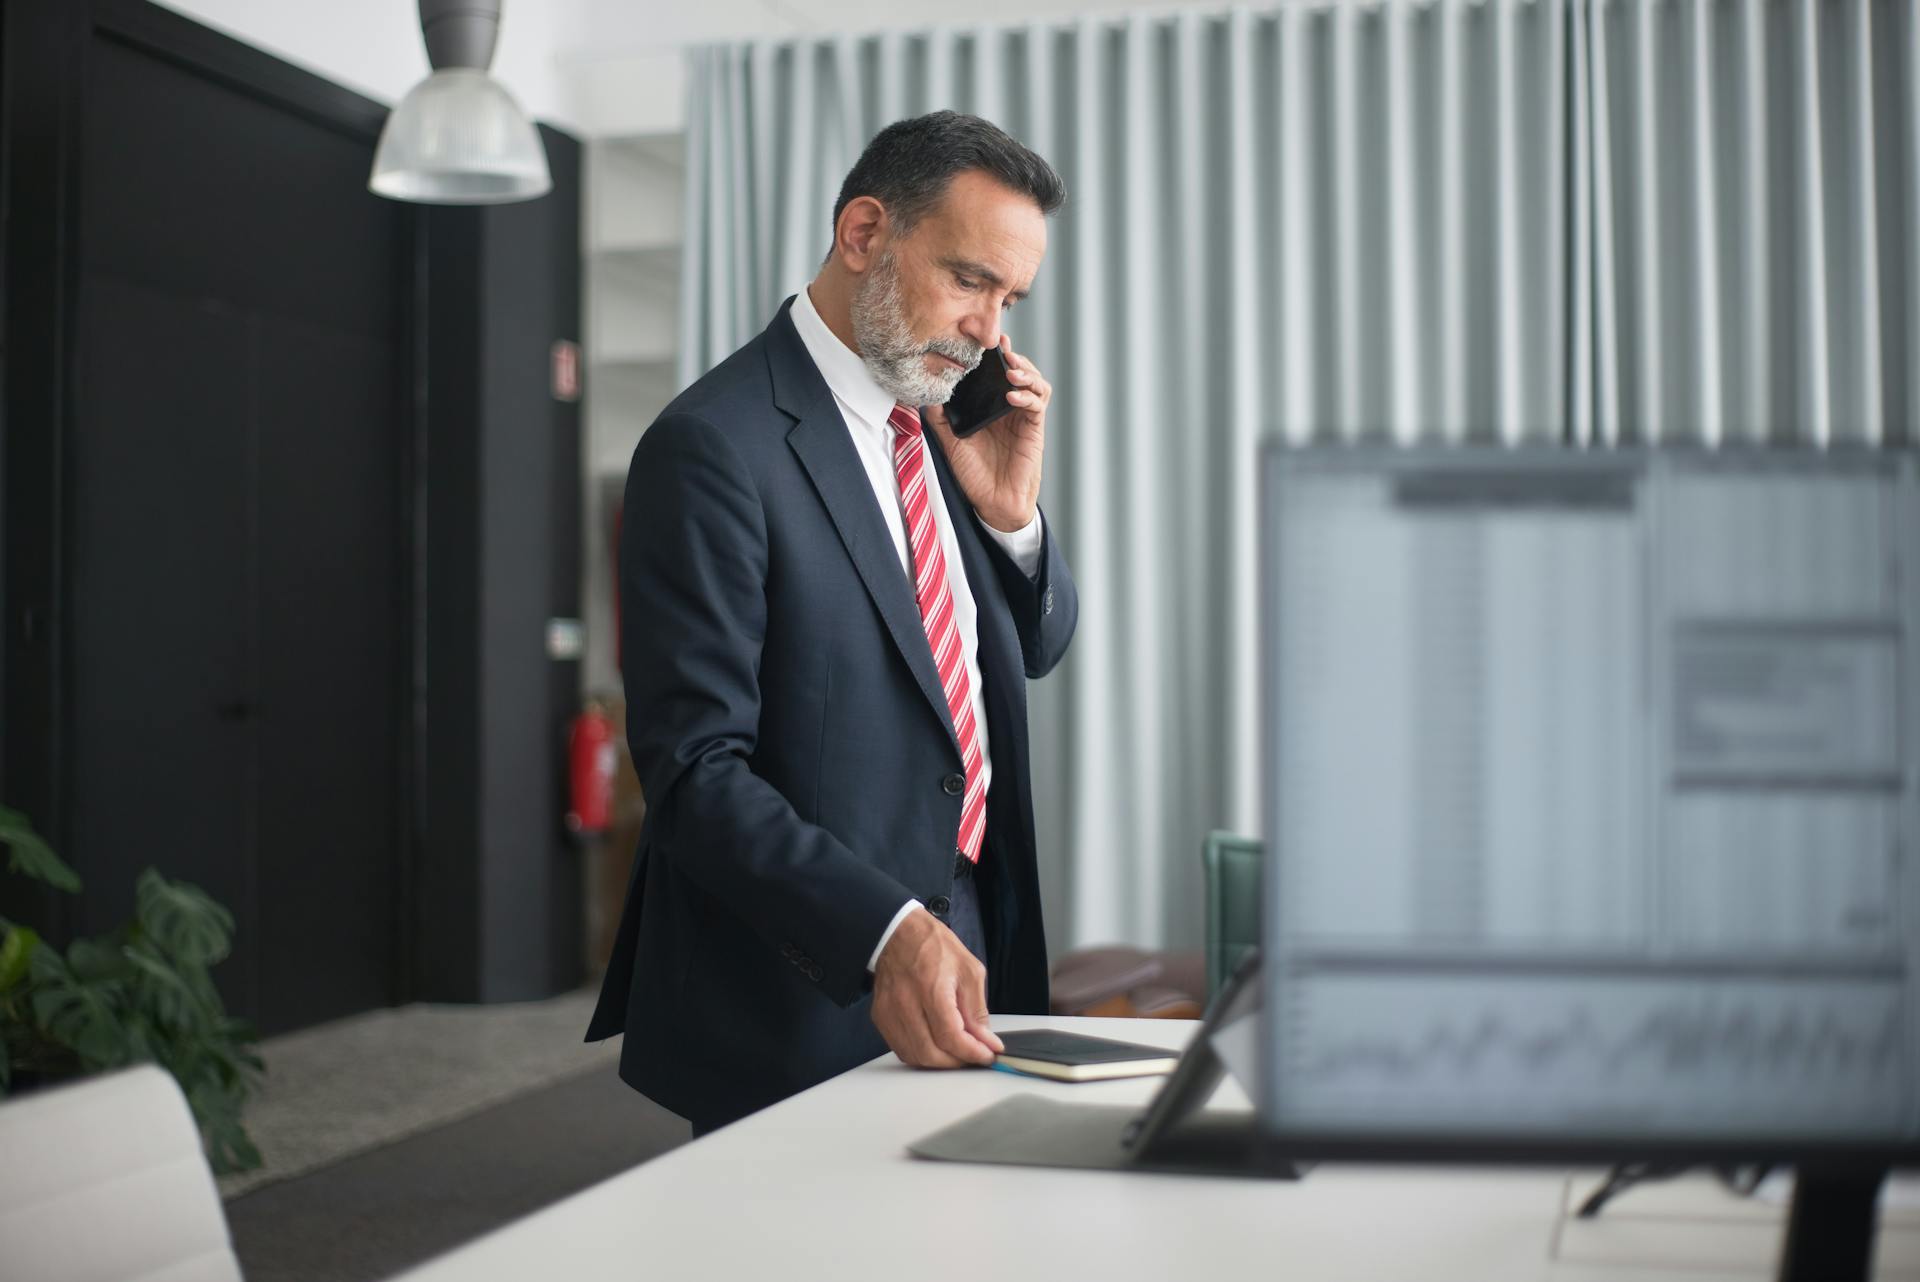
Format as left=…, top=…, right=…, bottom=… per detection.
left=1777, top=1164, right=1886, bottom=1282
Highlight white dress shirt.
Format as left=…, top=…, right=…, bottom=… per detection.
left=787, top=286, right=1043, bottom=971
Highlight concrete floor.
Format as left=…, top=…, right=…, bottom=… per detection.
left=224, top=1066, right=687, bottom=1282
left=217, top=986, right=689, bottom=1281
left=219, top=987, right=625, bottom=1200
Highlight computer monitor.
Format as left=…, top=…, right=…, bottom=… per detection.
left=1258, top=446, right=1918, bottom=1277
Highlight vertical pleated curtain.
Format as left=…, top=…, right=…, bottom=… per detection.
left=676, top=0, right=1919, bottom=954
left=1582, top=0, right=1915, bottom=446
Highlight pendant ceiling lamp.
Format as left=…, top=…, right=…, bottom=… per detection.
left=370, top=0, right=551, bottom=204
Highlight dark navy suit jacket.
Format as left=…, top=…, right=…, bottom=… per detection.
left=584, top=297, right=1078, bottom=1129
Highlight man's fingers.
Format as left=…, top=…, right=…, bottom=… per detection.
left=996, top=347, right=1051, bottom=408
left=909, top=1033, right=968, bottom=1070
left=963, top=1009, right=1003, bottom=1055
left=921, top=974, right=998, bottom=1067
left=876, top=976, right=972, bottom=1069
left=878, top=999, right=963, bottom=1069
left=925, top=984, right=996, bottom=1066
left=957, top=963, right=1003, bottom=1054
left=909, top=1010, right=971, bottom=1069
left=962, top=1012, right=1003, bottom=1056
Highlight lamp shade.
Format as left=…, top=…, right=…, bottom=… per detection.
left=369, top=68, right=551, bottom=204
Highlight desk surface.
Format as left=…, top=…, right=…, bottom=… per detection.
left=387, top=1016, right=1917, bottom=1282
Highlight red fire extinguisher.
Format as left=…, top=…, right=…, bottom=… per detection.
left=567, top=699, right=617, bottom=835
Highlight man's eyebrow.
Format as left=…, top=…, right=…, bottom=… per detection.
left=940, top=256, right=1031, bottom=302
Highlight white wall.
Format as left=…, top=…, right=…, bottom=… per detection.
left=150, top=0, right=593, bottom=130
left=153, top=0, right=1266, bottom=138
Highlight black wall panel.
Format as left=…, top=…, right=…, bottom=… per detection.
left=1, top=0, right=585, bottom=1029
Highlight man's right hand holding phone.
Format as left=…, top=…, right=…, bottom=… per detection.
left=926, top=336, right=1052, bottom=536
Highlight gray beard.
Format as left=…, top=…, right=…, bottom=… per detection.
left=849, top=250, right=983, bottom=408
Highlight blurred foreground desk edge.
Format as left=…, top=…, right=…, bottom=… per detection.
left=384, top=1016, right=1920, bottom=1282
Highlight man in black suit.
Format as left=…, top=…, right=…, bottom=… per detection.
left=586, top=112, right=1077, bottom=1134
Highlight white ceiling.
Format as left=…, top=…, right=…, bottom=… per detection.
left=151, top=0, right=1242, bottom=137
left=563, top=0, right=1228, bottom=49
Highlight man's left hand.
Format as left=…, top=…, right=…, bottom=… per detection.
left=925, top=336, right=1050, bottom=534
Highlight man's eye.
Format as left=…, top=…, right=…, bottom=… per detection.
left=955, top=275, right=978, bottom=290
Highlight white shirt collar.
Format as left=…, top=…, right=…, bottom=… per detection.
left=789, top=284, right=901, bottom=429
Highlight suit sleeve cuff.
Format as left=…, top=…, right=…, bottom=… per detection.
left=977, top=509, right=1044, bottom=581
left=867, top=898, right=923, bottom=972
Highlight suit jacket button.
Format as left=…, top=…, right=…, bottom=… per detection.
left=942, top=773, right=965, bottom=796
left=928, top=895, right=951, bottom=917
left=806, top=964, right=823, bottom=981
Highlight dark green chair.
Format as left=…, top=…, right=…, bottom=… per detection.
left=1202, top=830, right=1263, bottom=1001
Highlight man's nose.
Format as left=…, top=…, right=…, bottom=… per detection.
left=958, top=303, right=1001, bottom=355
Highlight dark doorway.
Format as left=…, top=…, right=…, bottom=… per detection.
left=32, top=4, right=412, bottom=1033
left=3, top=0, right=586, bottom=1027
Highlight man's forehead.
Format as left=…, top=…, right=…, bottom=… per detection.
left=919, top=179, right=1047, bottom=292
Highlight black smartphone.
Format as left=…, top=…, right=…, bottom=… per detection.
left=942, top=347, right=1020, bottom=438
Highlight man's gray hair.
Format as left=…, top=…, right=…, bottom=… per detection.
left=829, top=111, right=1065, bottom=251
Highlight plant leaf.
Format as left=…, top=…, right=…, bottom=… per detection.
left=5, top=858, right=262, bottom=1172
left=202, top=1028, right=266, bottom=1092
left=184, top=966, right=223, bottom=1012
left=123, top=942, right=211, bottom=1033
left=0, top=924, right=38, bottom=995
left=121, top=1014, right=162, bottom=1067
left=187, top=1075, right=263, bottom=1174
left=66, top=937, right=131, bottom=984
left=210, top=1013, right=265, bottom=1069
left=29, top=965, right=128, bottom=1070
left=0, top=808, right=81, bottom=894
left=135, top=870, right=232, bottom=967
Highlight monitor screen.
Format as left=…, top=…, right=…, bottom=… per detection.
left=1259, top=447, right=1919, bottom=1158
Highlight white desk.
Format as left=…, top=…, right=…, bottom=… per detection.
left=387, top=1016, right=1919, bottom=1282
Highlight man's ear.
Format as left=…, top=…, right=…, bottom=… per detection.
left=833, top=195, right=889, bottom=273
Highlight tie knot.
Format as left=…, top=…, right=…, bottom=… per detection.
left=887, top=403, right=924, bottom=439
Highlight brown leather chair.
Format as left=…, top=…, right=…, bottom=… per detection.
left=1048, top=946, right=1206, bottom=1020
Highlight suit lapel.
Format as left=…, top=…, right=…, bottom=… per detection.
left=769, top=302, right=961, bottom=757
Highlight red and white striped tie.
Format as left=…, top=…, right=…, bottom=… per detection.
left=887, top=402, right=986, bottom=866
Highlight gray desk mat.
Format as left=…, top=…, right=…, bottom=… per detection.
left=908, top=1094, right=1286, bottom=1178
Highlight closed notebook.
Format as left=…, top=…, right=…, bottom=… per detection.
left=990, top=1030, right=1180, bottom=1082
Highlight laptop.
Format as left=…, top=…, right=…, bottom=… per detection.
left=908, top=952, right=1304, bottom=1178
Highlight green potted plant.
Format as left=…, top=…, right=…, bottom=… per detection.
left=0, top=806, right=265, bottom=1173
